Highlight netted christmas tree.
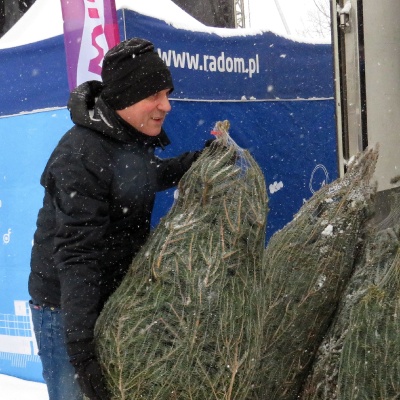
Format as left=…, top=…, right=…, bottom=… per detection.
left=301, top=192, right=400, bottom=400
left=337, top=242, right=400, bottom=399
left=94, top=121, right=268, bottom=399
left=251, top=147, right=378, bottom=400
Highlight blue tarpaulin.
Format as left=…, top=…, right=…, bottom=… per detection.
left=0, top=8, right=336, bottom=382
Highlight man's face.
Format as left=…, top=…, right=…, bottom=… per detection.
left=116, top=88, right=172, bottom=137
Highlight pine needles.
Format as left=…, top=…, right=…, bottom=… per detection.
left=94, top=121, right=268, bottom=399
left=95, top=128, right=388, bottom=400
left=302, top=192, right=400, bottom=399
left=338, top=246, right=400, bottom=399
left=252, top=147, right=378, bottom=399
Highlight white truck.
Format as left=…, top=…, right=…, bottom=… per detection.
left=333, top=0, right=400, bottom=220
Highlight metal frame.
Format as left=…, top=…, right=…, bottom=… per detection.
left=234, top=0, right=246, bottom=28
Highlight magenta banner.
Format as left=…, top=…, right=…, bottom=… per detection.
left=60, top=0, right=120, bottom=90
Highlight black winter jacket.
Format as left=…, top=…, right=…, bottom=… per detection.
left=29, top=81, right=199, bottom=346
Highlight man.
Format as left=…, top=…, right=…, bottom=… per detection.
left=28, top=38, right=206, bottom=400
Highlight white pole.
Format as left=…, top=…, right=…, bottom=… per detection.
left=273, top=0, right=291, bottom=34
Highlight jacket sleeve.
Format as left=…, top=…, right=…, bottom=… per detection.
left=155, top=150, right=200, bottom=191
left=45, top=153, right=112, bottom=347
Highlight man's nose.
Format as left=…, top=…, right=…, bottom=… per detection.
left=158, top=95, right=171, bottom=112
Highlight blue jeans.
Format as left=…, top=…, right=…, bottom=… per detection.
left=30, top=300, right=84, bottom=400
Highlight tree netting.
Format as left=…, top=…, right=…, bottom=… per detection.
left=337, top=243, right=400, bottom=399
left=301, top=192, right=400, bottom=399
left=94, top=121, right=268, bottom=399
left=251, top=147, right=378, bottom=400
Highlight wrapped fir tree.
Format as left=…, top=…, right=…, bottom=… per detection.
left=301, top=192, right=400, bottom=399
left=94, top=121, right=268, bottom=399
left=337, top=244, right=400, bottom=399
left=251, top=147, right=378, bottom=400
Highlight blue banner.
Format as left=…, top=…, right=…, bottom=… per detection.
left=120, top=11, right=334, bottom=101
left=0, top=36, right=69, bottom=117
left=0, top=8, right=337, bottom=383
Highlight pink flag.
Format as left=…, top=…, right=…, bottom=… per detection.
left=60, top=0, right=120, bottom=90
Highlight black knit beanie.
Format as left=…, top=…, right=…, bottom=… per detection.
left=101, top=38, right=173, bottom=110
